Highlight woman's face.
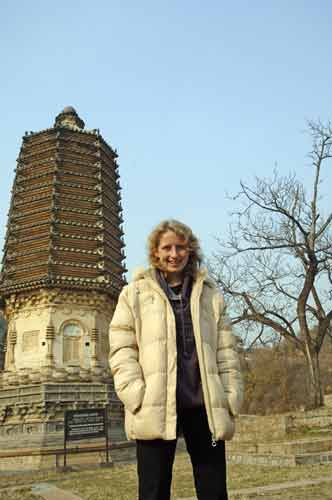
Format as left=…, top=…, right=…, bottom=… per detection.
left=154, top=230, right=190, bottom=279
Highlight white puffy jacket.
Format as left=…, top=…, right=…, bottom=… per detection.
left=109, top=268, right=243, bottom=442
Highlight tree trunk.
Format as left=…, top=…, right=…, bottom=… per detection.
left=304, top=345, right=324, bottom=408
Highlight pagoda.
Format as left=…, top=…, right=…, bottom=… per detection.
left=0, top=107, right=126, bottom=455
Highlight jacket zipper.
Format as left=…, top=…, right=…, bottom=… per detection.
left=179, top=295, right=187, bottom=356
left=145, top=278, right=178, bottom=438
left=191, top=279, right=218, bottom=446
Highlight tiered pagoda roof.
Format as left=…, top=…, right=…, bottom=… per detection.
left=0, top=107, right=126, bottom=297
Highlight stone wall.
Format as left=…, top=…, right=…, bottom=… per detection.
left=325, top=394, right=332, bottom=408
left=287, top=408, right=332, bottom=432
left=227, top=408, right=332, bottom=467
left=0, top=382, right=125, bottom=452
left=233, top=407, right=332, bottom=444
left=232, top=414, right=291, bottom=442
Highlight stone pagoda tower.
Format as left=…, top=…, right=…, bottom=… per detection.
left=0, top=107, right=126, bottom=452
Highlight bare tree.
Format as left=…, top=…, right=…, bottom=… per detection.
left=211, top=121, right=332, bottom=408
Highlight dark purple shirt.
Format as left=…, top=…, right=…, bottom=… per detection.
left=156, top=271, right=204, bottom=409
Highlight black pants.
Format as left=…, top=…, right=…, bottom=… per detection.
left=136, top=406, right=228, bottom=500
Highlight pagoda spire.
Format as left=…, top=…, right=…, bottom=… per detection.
left=54, top=106, right=85, bottom=130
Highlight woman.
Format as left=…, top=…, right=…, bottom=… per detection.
left=109, top=220, right=243, bottom=500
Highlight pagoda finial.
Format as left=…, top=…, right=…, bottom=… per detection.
left=54, top=106, right=85, bottom=130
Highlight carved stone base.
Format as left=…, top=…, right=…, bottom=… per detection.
left=0, top=365, right=112, bottom=387
left=0, top=382, right=125, bottom=463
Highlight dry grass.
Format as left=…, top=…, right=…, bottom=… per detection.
left=1, top=451, right=332, bottom=499
left=0, top=490, right=37, bottom=500
left=253, top=482, right=332, bottom=500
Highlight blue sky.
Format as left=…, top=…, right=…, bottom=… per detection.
left=1, top=1, right=332, bottom=276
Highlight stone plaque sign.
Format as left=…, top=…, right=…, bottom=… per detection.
left=64, top=408, right=106, bottom=441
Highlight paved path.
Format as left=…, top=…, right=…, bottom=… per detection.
left=177, top=474, right=332, bottom=499
left=31, top=483, right=83, bottom=500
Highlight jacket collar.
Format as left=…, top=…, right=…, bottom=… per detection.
left=132, top=267, right=215, bottom=288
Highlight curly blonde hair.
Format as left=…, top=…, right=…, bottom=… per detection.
left=147, top=219, right=203, bottom=277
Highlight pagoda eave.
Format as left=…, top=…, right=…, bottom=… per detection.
left=0, top=277, right=125, bottom=297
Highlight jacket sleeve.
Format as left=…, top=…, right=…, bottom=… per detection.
left=109, top=285, right=145, bottom=414
left=215, top=293, right=244, bottom=417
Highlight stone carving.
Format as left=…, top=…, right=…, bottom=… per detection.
left=22, top=331, right=39, bottom=352
left=3, top=289, right=115, bottom=316
left=45, top=320, right=55, bottom=367
left=0, top=406, right=10, bottom=424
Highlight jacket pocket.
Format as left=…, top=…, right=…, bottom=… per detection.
left=206, top=372, right=229, bottom=410
left=116, top=377, right=146, bottom=414
left=124, top=409, right=135, bottom=439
